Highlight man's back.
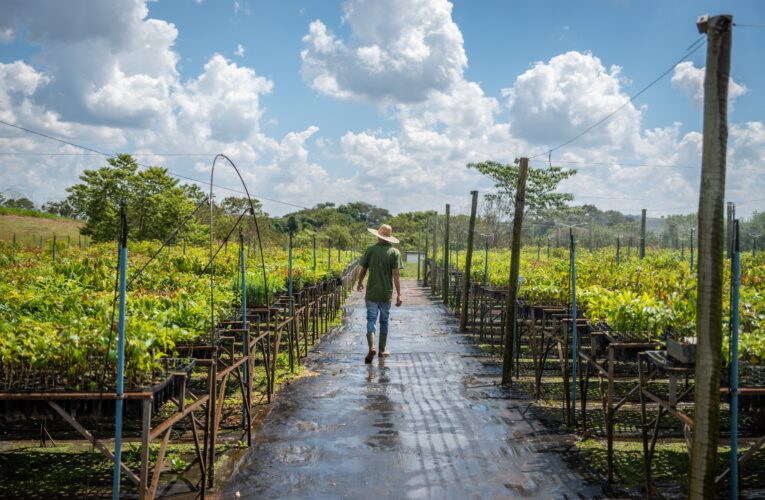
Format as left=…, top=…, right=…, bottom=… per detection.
left=361, top=242, right=401, bottom=303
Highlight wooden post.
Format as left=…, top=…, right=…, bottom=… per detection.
left=690, top=228, right=695, bottom=271
left=690, top=14, right=732, bottom=499
left=502, top=158, right=528, bottom=385
left=442, top=204, right=450, bottom=305
left=431, top=215, right=438, bottom=294
left=460, top=191, right=479, bottom=332
left=423, top=222, right=429, bottom=286
left=726, top=201, right=734, bottom=259
left=639, top=208, right=647, bottom=259
left=417, top=228, right=422, bottom=282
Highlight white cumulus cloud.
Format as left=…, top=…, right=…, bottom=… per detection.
left=503, top=51, right=642, bottom=151
left=301, top=0, right=467, bottom=104
left=671, top=61, right=747, bottom=107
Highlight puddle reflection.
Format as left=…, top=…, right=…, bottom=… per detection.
left=365, top=361, right=400, bottom=450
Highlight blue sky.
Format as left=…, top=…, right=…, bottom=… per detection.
left=1, top=0, right=763, bottom=216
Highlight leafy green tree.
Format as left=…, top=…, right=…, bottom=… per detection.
left=322, top=224, right=352, bottom=247
left=1, top=196, right=36, bottom=210
left=337, top=202, right=391, bottom=226
left=66, top=154, right=201, bottom=242
left=468, top=161, right=576, bottom=216
left=741, top=211, right=765, bottom=252
left=41, top=199, right=78, bottom=218
left=387, top=210, right=437, bottom=250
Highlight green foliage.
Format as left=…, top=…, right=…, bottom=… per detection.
left=0, top=240, right=357, bottom=391
left=0, top=206, right=59, bottom=219
left=323, top=224, right=352, bottom=246
left=337, top=201, right=391, bottom=227
left=451, top=245, right=765, bottom=362
left=467, top=160, right=576, bottom=216
left=41, top=199, right=78, bottom=218
left=66, top=154, right=203, bottom=242
left=0, top=195, right=35, bottom=210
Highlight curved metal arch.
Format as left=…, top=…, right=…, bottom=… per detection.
left=208, top=154, right=270, bottom=344
left=204, top=153, right=271, bottom=489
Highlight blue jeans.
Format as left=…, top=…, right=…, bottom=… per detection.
left=366, top=300, right=391, bottom=351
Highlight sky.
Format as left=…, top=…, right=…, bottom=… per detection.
left=0, top=0, right=764, bottom=217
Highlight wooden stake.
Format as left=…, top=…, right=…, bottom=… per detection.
left=442, top=204, right=450, bottom=305
left=689, top=14, right=732, bottom=499
left=459, top=191, right=479, bottom=332
left=640, top=209, right=647, bottom=259
left=502, top=158, right=528, bottom=385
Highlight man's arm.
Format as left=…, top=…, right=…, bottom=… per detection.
left=393, top=269, right=402, bottom=306
left=357, top=267, right=367, bottom=292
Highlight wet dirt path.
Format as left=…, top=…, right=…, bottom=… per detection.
left=223, top=281, right=601, bottom=499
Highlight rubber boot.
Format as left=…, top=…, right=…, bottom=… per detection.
left=378, top=331, right=388, bottom=357
left=365, top=332, right=376, bottom=363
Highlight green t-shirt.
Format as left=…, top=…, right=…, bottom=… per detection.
left=361, top=242, right=403, bottom=302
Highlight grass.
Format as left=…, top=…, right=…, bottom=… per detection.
left=0, top=213, right=83, bottom=245
left=399, top=260, right=421, bottom=280
left=0, top=206, right=60, bottom=218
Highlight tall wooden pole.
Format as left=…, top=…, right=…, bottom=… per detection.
left=460, top=191, right=479, bottom=332
left=689, top=14, right=732, bottom=499
left=431, top=215, right=438, bottom=294
left=502, top=158, right=528, bottom=385
left=442, top=204, right=450, bottom=305
left=639, top=208, right=647, bottom=259
left=423, top=222, right=430, bottom=286
left=417, top=228, right=421, bottom=282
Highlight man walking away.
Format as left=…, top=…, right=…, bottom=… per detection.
left=356, top=224, right=403, bottom=363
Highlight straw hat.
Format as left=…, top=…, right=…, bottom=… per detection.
left=367, top=224, right=400, bottom=244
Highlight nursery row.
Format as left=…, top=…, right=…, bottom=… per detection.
left=0, top=240, right=357, bottom=391
left=438, top=246, right=765, bottom=364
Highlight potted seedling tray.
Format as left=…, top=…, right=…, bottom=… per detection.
left=667, top=335, right=697, bottom=364
left=602, top=329, right=660, bottom=362
left=0, top=358, right=195, bottom=423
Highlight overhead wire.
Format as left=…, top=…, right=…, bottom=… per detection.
left=0, top=118, right=310, bottom=210
left=0, top=152, right=214, bottom=156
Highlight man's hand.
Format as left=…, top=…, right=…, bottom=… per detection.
left=356, top=267, right=367, bottom=293
left=395, top=295, right=403, bottom=307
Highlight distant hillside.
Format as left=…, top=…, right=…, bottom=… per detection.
left=0, top=212, right=83, bottom=247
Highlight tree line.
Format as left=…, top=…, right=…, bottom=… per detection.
left=4, top=154, right=764, bottom=252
